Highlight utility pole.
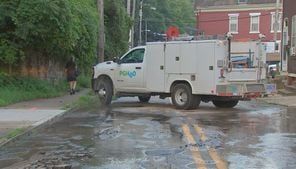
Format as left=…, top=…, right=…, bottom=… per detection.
left=273, top=0, right=280, bottom=42
left=145, top=20, right=148, bottom=44
left=131, top=0, right=136, bottom=47
left=139, top=0, right=143, bottom=46
left=97, top=0, right=104, bottom=63
left=274, top=0, right=280, bottom=71
left=127, top=0, right=132, bottom=49
left=127, top=0, right=131, bottom=15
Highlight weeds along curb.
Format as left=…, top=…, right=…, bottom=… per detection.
left=0, top=89, right=92, bottom=148
left=0, top=107, right=79, bottom=149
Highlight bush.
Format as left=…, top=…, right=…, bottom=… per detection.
left=0, top=0, right=98, bottom=73
left=77, top=75, right=91, bottom=88
left=0, top=74, right=67, bottom=106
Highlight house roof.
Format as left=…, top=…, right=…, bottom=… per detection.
left=196, top=3, right=281, bottom=12
left=195, top=0, right=277, bottom=8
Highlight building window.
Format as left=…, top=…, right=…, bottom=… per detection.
left=250, top=13, right=260, bottom=33
left=271, top=12, right=282, bottom=33
left=275, top=41, right=281, bottom=52
left=229, top=14, right=239, bottom=34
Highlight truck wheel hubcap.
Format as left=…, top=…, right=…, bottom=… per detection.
left=98, top=88, right=106, bottom=98
left=175, top=89, right=188, bottom=105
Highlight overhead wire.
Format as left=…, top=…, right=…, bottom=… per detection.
left=139, top=13, right=273, bottom=24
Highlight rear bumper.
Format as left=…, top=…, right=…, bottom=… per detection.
left=216, top=83, right=266, bottom=99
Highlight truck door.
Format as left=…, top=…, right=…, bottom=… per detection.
left=116, top=48, right=145, bottom=91
left=165, top=43, right=180, bottom=73
left=145, top=44, right=165, bottom=92
left=197, top=42, right=216, bottom=93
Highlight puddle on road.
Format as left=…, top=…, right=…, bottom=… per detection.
left=87, top=113, right=194, bottom=169
left=1, top=101, right=296, bottom=169
left=218, top=104, right=296, bottom=169
left=0, top=108, right=194, bottom=169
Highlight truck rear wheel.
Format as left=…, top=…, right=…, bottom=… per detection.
left=195, top=96, right=201, bottom=108
left=138, top=96, right=151, bottom=103
left=212, top=100, right=239, bottom=108
left=97, top=80, right=113, bottom=106
left=172, top=83, right=197, bottom=110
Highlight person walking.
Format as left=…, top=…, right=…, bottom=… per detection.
left=65, top=57, right=78, bottom=95
left=269, top=67, right=275, bottom=79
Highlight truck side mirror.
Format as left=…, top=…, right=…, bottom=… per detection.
left=113, top=57, right=121, bottom=64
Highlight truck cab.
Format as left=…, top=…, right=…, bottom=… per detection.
left=92, top=40, right=266, bottom=109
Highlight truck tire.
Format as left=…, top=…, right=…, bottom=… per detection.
left=172, top=83, right=196, bottom=110
left=138, top=96, right=151, bottom=103
left=212, top=100, right=239, bottom=108
left=97, top=80, right=113, bottom=106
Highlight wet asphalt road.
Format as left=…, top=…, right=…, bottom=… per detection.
left=0, top=97, right=296, bottom=169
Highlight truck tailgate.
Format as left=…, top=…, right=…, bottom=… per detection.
left=227, top=68, right=258, bottom=82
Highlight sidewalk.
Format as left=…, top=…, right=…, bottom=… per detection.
left=257, top=94, right=296, bottom=107
left=0, top=89, right=89, bottom=146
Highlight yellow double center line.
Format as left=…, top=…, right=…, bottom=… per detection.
left=182, top=125, right=207, bottom=169
left=182, top=124, right=227, bottom=169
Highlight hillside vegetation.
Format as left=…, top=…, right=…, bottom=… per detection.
left=0, top=0, right=131, bottom=73
left=0, top=0, right=196, bottom=105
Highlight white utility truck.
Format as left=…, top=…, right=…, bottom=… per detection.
left=92, top=39, right=266, bottom=109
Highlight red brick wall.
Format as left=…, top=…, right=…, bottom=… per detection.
left=198, top=9, right=281, bottom=41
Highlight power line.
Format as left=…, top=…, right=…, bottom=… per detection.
left=136, top=13, right=272, bottom=24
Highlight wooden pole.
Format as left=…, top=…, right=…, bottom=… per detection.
left=139, top=0, right=143, bottom=46
left=127, top=0, right=131, bottom=15
left=127, top=0, right=132, bottom=49
left=274, top=0, right=280, bottom=42
left=97, top=0, right=105, bottom=63
left=131, top=0, right=136, bottom=47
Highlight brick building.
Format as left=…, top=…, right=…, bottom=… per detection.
left=195, top=1, right=282, bottom=41
left=195, top=0, right=282, bottom=64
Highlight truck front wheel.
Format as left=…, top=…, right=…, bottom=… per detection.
left=97, top=80, right=113, bottom=106
left=172, top=83, right=197, bottom=110
left=212, top=100, right=239, bottom=108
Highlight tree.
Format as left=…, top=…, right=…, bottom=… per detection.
left=97, top=0, right=105, bottom=63
left=0, top=0, right=22, bottom=66
left=104, top=0, right=132, bottom=60
left=134, top=0, right=196, bottom=44
left=0, top=0, right=99, bottom=74
left=0, top=0, right=132, bottom=75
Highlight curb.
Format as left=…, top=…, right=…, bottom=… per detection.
left=0, top=107, right=78, bottom=148
left=257, top=99, right=296, bottom=107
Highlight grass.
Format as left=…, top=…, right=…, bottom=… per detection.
left=77, top=75, right=91, bottom=88
left=70, top=91, right=101, bottom=110
left=0, top=72, right=95, bottom=107
left=0, top=73, right=67, bottom=107
left=0, top=128, right=26, bottom=144
left=5, top=128, right=26, bottom=140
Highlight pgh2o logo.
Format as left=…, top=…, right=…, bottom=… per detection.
left=120, top=71, right=137, bottom=78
